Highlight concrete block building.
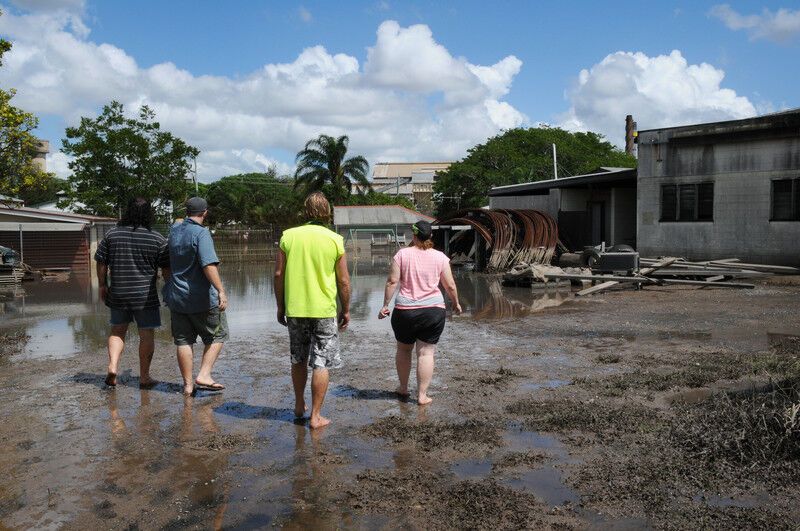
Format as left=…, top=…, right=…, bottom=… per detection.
left=488, top=110, right=800, bottom=265
left=636, top=111, right=800, bottom=265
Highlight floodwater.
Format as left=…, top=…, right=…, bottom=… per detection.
left=0, top=260, right=571, bottom=360
left=0, top=260, right=579, bottom=529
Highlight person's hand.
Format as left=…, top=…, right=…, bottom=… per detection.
left=277, top=307, right=287, bottom=326
left=99, top=285, right=107, bottom=302
left=453, top=302, right=463, bottom=315
left=338, top=311, right=350, bottom=331
left=218, top=290, right=228, bottom=311
left=378, top=306, right=390, bottom=319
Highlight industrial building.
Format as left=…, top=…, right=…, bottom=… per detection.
left=488, top=110, right=800, bottom=265
left=369, top=162, right=452, bottom=215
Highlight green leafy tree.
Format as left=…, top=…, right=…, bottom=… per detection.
left=343, top=189, right=414, bottom=209
left=205, top=170, right=302, bottom=227
left=0, top=10, right=53, bottom=203
left=61, top=101, right=199, bottom=217
left=16, top=174, right=67, bottom=206
left=294, top=134, right=370, bottom=205
left=433, top=127, right=635, bottom=215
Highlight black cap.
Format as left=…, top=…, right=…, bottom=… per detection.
left=412, top=220, right=432, bottom=241
left=185, top=197, right=208, bottom=215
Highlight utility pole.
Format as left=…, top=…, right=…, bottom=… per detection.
left=552, top=143, right=558, bottom=180
left=193, top=156, right=199, bottom=194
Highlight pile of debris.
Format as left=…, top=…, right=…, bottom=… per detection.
left=503, top=256, right=799, bottom=295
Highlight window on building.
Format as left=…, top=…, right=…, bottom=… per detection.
left=660, top=185, right=677, bottom=221
left=771, top=178, right=800, bottom=221
left=660, top=182, right=713, bottom=222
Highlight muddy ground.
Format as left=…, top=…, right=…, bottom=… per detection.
left=0, top=272, right=799, bottom=529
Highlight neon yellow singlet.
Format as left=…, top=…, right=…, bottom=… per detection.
left=279, top=223, right=345, bottom=318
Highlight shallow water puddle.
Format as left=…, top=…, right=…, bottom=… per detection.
left=450, top=424, right=581, bottom=508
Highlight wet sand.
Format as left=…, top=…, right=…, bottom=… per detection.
left=0, top=265, right=799, bottom=529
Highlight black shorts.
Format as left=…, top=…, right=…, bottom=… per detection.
left=391, top=307, right=446, bottom=345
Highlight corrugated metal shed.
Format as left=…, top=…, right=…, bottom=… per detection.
left=0, top=206, right=115, bottom=275
left=333, top=205, right=435, bottom=226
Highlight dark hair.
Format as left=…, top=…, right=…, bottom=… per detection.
left=120, top=197, right=154, bottom=230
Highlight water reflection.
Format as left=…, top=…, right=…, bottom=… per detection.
left=0, top=258, right=572, bottom=358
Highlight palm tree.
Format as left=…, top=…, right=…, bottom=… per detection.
left=294, top=134, right=370, bottom=205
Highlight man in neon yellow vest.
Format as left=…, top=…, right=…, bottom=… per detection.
left=275, top=192, right=351, bottom=429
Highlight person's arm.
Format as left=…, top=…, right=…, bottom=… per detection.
left=158, top=239, right=171, bottom=281
left=202, top=264, right=227, bottom=311
left=335, top=252, right=351, bottom=330
left=198, top=230, right=226, bottom=310
left=379, top=260, right=400, bottom=319
left=274, top=249, right=287, bottom=326
left=96, top=262, right=108, bottom=302
left=440, top=263, right=462, bottom=315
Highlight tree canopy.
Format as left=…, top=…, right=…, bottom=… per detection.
left=61, top=101, right=199, bottom=217
left=0, top=9, right=53, bottom=203
left=205, top=170, right=302, bottom=227
left=433, top=127, right=636, bottom=215
left=294, top=134, right=370, bottom=205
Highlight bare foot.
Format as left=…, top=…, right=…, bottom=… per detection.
left=417, top=395, right=433, bottom=405
left=294, top=403, right=308, bottom=418
left=139, top=375, right=156, bottom=389
left=395, top=386, right=410, bottom=397
left=194, top=379, right=225, bottom=390
left=309, top=415, right=331, bottom=429
left=105, top=372, right=117, bottom=387
left=183, top=384, right=196, bottom=397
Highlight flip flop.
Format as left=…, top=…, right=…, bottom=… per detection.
left=194, top=381, right=225, bottom=391
left=105, top=372, right=117, bottom=387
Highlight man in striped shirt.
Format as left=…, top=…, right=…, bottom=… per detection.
left=95, top=197, right=170, bottom=388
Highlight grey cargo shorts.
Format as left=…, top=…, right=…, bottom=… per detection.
left=287, top=317, right=341, bottom=369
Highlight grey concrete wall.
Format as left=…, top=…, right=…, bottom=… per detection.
left=637, top=131, right=800, bottom=265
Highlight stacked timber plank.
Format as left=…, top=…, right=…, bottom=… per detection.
left=503, top=257, right=799, bottom=296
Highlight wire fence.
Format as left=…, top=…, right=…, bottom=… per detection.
left=211, top=227, right=280, bottom=262
left=139, top=224, right=281, bottom=262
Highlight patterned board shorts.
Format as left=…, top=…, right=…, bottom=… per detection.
left=287, top=317, right=342, bottom=369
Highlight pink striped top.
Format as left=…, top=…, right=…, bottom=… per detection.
left=393, top=246, right=450, bottom=309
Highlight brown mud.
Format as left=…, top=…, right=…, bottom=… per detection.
left=0, top=266, right=799, bottom=529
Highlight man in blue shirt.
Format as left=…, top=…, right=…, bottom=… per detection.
left=165, top=197, right=229, bottom=396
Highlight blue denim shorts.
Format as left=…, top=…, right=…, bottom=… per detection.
left=109, top=307, right=162, bottom=329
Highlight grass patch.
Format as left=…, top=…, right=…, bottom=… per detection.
left=506, top=398, right=663, bottom=439
left=572, top=379, right=800, bottom=528
left=492, top=450, right=547, bottom=470
left=0, top=331, right=29, bottom=356
left=670, top=380, right=800, bottom=470
left=576, top=351, right=760, bottom=396
left=596, top=353, right=622, bottom=364
left=362, top=416, right=501, bottom=451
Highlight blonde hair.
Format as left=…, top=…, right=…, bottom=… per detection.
left=304, top=192, right=331, bottom=222
left=413, top=237, right=434, bottom=250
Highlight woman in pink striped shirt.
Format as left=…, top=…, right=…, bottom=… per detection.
left=378, top=220, right=462, bottom=404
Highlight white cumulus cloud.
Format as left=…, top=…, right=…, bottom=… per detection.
left=0, top=8, right=526, bottom=181
left=559, top=50, right=756, bottom=145
left=710, top=4, right=800, bottom=43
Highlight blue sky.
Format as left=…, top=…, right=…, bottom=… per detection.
left=1, top=0, right=798, bottom=181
